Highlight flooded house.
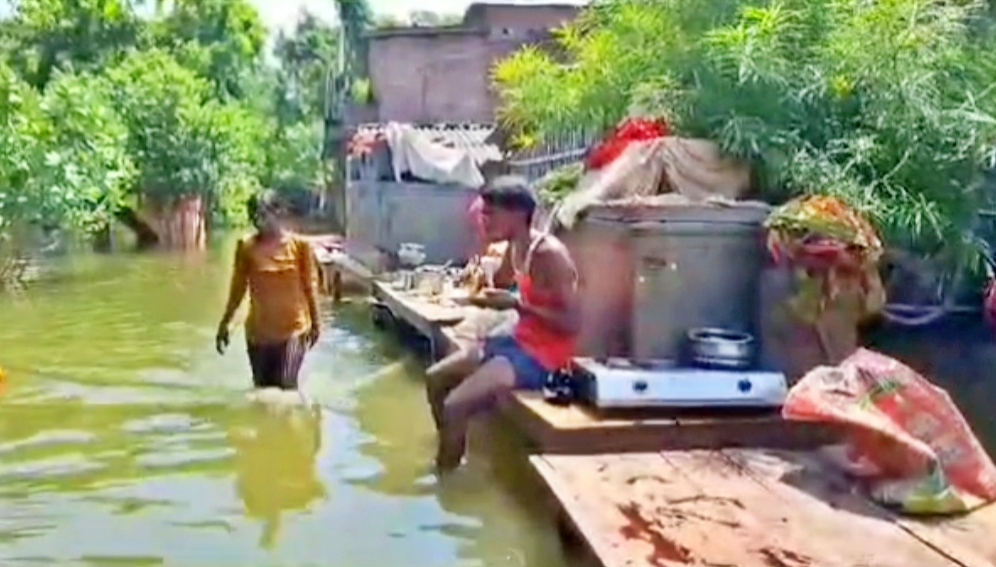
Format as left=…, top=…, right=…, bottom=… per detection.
left=337, top=3, right=591, bottom=268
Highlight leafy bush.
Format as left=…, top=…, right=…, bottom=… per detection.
left=494, top=0, right=996, bottom=274
left=0, top=63, right=134, bottom=234
left=0, top=0, right=335, bottom=264
left=104, top=49, right=266, bottom=225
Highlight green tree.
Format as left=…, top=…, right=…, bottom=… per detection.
left=0, top=0, right=331, bottom=272
left=0, top=63, right=133, bottom=233
left=2, top=0, right=144, bottom=89
left=149, top=0, right=267, bottom=99
left=273, top=11, right=339, bottom=119
left=41, top=70, right=136, bottom=229
left=104, top=49, right=263, bottom=223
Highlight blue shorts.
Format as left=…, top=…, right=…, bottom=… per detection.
left=481, top=334, right=548, bottom=390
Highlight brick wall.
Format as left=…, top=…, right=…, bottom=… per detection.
left=364, top=3, right=581, bottom=124
left=367, top=30, right=494, bottom=123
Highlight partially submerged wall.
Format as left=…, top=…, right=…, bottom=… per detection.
left=346, top=180, right=478, bottom=266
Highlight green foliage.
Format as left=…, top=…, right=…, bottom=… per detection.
left=273, top=12, right=339, bottom=118
left=1, top=63, right=134, bottom=234
left=534, top=162, right=585, bottom=206
left=41, top=70, right=135, bottom=228
left=265, top=120, right=326, bottom=192
left=104, top=49, right=262, bottom=211
left=0, top=0, right=341, bottom=248
left=350, top=77, right=372, bottom=104
left=3, top=0, right=144, bottom=89
left=149, top=0, right=267, bottom=99
left=494, top=0, right=996, bottom=273
left=0, top=0, right=485, bottom=258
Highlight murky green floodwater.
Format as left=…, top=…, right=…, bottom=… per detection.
left=0, top=238, right=571, bottom=567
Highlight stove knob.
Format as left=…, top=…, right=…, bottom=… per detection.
left=633, top=380, right=648, bottom=394
left=737, top=378, right=752, bottom=393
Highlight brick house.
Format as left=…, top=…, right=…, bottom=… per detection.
left=361, top=2, right=580, bottom=124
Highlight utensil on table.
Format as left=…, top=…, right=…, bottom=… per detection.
left=479, top=255, right=502, bottom=288
left=687, top=327, right=756, bottom=369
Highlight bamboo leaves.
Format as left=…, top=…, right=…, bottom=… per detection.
left=493, top=0, right=996, bottom=275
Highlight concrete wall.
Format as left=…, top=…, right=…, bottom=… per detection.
left=346, top=180, right=479, bottom=266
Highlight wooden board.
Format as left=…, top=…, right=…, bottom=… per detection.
left=896, top=504, right=996, bottom=567
left=371, top=280, right=468, bottom=337
left=532, top=450, right=971, bottom=567
left=503, top=392, right=837, bottom=454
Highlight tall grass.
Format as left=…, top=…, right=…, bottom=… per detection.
left=493, top=0, right=996, bottom=276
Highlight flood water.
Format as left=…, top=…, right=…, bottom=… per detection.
left=0, top=239, right=572, bottom=567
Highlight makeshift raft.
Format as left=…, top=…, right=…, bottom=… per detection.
left=533, top=449, right=996, bottom=567
left=366, top=276, right=996, bottom=567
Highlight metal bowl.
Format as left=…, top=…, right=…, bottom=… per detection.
left=687, top=327, right=755, bottom=369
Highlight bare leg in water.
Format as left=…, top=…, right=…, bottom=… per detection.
left=425, top=345, right=481, bottom=429
left=435, top=356, right=515, bottom=471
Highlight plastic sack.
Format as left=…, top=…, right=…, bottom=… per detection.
left=783, top=348, right=996, bottom=514
left=555, top=138, right=670, bottom=229
left=586, top=117, right=669, bottom=170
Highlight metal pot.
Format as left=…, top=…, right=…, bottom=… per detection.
left=415, top=267, right=446, bottom=295
left=687, top=328, right=755, bottom=369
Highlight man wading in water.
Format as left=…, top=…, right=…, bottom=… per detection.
left=426, top=176, right=581, bottom=471
left=215, top=190, right=321, bottom=389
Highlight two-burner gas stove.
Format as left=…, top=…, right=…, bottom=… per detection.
left=572, top=357, right=788, bottom=410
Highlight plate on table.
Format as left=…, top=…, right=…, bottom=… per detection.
left=444, top=289, right=474, bottom=306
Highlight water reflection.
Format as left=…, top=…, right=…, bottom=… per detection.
left=228, top=403, right=325, bottom=548
left=0, top=240, right=574, bottom=567
left=347, top=361, right=569, bottom=567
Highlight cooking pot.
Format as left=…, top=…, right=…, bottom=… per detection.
left=687, top=328, right=755, bottom=369
left=415, top=266, right=446, bottom=295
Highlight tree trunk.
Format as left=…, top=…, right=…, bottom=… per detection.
left=137, top=194, right=207, bottom=250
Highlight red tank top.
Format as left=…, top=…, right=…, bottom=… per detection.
left=512, top=235, right=577, bottom=371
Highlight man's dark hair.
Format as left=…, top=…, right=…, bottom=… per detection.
left=246, top=189, right=286, bottom=219
left=480, top=176, right=536, bottom=223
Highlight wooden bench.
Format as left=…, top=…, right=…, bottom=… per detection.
left=370, top=280, right=470, bottom=359
left=368, top=289, right=831, bottom=454
left=502, top=392, right=836, bottom=454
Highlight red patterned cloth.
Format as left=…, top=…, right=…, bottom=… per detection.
left=586, top=117, right=669, bottom=170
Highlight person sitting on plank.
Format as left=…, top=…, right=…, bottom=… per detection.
left=215, top=190, right=321, bottom=390
left=426, top=176, right=580, bottom=471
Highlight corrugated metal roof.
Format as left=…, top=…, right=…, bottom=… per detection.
left=353, top=123, right=504, bottom=165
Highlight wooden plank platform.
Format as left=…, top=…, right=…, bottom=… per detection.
left=371, top=280, right=468, bottom=334
left=370, top=292, right=834, bottom=454
left=502, top=392, right=837, bottom=454
left=371, top=280, right=471, bottom=359
left=532, top=449, right=996, bottom=567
